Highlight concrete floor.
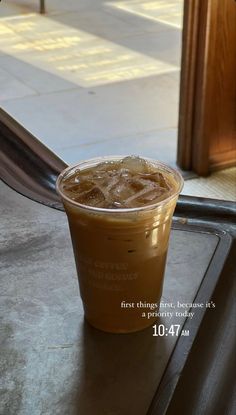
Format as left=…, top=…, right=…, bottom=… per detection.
left=0, top=0, right=235, bottom=201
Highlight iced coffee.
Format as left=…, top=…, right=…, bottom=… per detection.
left=56, top=156, right=183, bottom=333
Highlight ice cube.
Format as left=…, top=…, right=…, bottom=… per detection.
left=109, top=177, right=137, bottom=201
left=73, top=186, right=105, bottom=207
left=124, top=184, right=155, bottom=205
left=118, top=168, right=131, bottom=178
left=154, top=172, right=170, bottom=190
left=136, top=188, right=167, bottom=205
left=126, top=178, right=145, bottom=191
left=106, top=176, right=121, bottom=191
left=120, top=156, right=149, bottom=174
left=95, top=161, right=117, bottom=173
left=62, top=183, right=80, bottom=193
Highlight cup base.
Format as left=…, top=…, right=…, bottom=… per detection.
left=84, top=315, right=158, bottom=334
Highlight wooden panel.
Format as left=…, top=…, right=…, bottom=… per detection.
left=204, top=0, right=236, bottom=170
left=210, top=0, right=236, bottom=153
left=177, top=0, right=201, bottom=171
left=191, top=0, right=213, bottom=175
left=178, top=0, right=236, bottom=175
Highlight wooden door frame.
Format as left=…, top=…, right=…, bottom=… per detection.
left=178, top=0, right=236, bottom=176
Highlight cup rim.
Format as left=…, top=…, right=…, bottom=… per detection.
left=56, top=155, right=184, bottom=214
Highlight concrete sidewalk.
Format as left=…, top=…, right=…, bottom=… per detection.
left=0, top=0, right=182, bottom=167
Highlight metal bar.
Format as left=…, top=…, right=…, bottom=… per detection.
left=40, top=0, right=45, bottom=14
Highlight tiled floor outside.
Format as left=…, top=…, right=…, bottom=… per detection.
left=0, top=0, right=235, bottom=201
left=0, top=0, right=182, bottom=165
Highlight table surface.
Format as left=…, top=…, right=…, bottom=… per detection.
left=0, top=181, right=219, bottom=415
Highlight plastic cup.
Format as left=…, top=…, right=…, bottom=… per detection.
left=56, top=156, right=183, bottom=333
